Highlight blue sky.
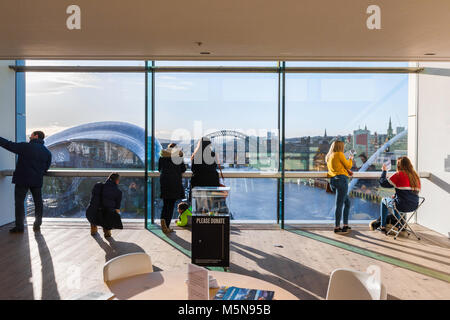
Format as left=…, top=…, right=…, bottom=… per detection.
left=25, top=60, right=408, bottom=139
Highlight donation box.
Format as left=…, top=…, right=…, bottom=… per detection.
left=191, top=187, right=231, bottom=268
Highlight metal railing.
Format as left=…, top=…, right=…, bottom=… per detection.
left=0, top=169, right=431, bottom=179
left=9, top=65, right=424, bottom=74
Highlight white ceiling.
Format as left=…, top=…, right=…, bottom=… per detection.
left=1, top=0, right=450, bottom=61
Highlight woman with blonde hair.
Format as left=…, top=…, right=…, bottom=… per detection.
left=326, top=140, right=354, bottom=234
left=370, top=156, right=421, bottom=234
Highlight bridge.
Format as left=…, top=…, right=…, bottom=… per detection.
left=204, top=130, right=275, bottom=166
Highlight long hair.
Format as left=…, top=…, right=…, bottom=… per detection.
left=107, top=172, right=120, bottom=183
left=397, top=156, right=421, bottom=190
left=191, top=137, right=215, bottom=164
left=325, top=140, right=345, bottom=163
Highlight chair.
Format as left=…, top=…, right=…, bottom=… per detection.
left=326, top=268, right=387, bottom=300
left=387, top=197, right=425, bottom=240
left=103, top=252, right=153, bottom=283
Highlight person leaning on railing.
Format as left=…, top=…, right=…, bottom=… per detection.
left=158, top=143, right=186, bottom=234
left=326, top=140, right=354, bottom=235
left=0, top=131, right=52, bottom=233
left=190, top=137, right=220, bottom=194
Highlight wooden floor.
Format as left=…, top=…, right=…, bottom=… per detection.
left=0, top=219, right=449, bottom=300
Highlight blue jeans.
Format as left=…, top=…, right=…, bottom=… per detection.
left=380, top=197, right=401, bottom=227
left=330, top=175, right=351, bottom=227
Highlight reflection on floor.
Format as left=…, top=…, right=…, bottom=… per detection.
left=0, top=219, right=449, bottom=300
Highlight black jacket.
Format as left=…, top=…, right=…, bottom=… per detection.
left=191, top=152, right=220, bottom=188
left=102, top=179, right=123, bottom=210
left=158, top=148, right=186, bottom=199
left=86, top=180, right=123, bottom=229
left=0, top=137, right=52, bottom=188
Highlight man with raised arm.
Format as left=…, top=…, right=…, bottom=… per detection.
left=0, top=131, right=52, bottom=233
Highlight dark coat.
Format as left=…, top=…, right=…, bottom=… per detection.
left=86, top=180, right=123, bottom=230
left=0, top=137, right=52, bottom=188
left=158, top=148, right=187, bottom=199
left=102, top=179, right=123, bottom=210
left=191, top=151, right=220, bottom=188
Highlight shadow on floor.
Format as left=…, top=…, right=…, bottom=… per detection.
left=166, top=231, right=192, bottom=254
left=230, top=241, right=330, bottom=300
left=93, top=234, right=162, bottom=272
left=34, top=232, right=61, bottom=300
left=230, top=228, right=242, bottom=236
left=417, top=232, right=450, bottom=250
left=0, top=224, right=34, bottom=299
left=352, top=231, right=450, bottom=262
left=229, top=241, right=402, bottom=300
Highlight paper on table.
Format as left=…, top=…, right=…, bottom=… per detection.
left=187, top=264, right=209, bottom=300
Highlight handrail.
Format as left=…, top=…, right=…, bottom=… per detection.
left=0, top=169, right=431, bottom=179
left=9, top=65, right=424, bottom=74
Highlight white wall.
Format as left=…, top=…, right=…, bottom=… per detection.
left=416, top=62, right=450, bottom=237
left=0, top=60, right=16, bottom=226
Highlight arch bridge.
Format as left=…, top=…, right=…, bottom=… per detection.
left=204, top=130, right=275, bottom=166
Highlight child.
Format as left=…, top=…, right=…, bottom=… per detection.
left=176, top=202, right=192, bottom=227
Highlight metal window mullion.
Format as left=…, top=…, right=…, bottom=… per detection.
left=151, top=61, right=156, bottom=225
left=280, top=62, right=286, bottom=230
left=144, top=61, right=149, bottom=229
left=277, top=61, right=281, bottom=225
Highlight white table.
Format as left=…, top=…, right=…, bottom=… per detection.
left=106, top=270, right=298, bottom=300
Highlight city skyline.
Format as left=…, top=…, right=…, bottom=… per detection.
left=25, top=60, right=409, bottom=140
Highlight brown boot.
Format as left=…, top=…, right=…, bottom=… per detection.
left=90, top=224, right=98, bottom=235
left=104, top=229, right=112, bottom=238
left=160, top=220, right=173, bottom=234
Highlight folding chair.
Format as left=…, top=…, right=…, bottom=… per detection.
left=387, top=197, right=425, bottom=240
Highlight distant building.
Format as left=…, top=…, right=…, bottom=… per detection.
left=387, top=117, right=394, bottom=140
left=353, top=125, right=370, bottom=156
left=396, top=126, right=405, bottom=134
left=39, top=121, right=162, bottom=218
left=45, top=121, right=161, bottom=168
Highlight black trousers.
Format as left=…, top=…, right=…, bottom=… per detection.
left=161, top=199, right=177, bottom=227
left=15, top=185, right=43, bottom=230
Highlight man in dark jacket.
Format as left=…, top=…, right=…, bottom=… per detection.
left=0, top=131, right=52, bottom=233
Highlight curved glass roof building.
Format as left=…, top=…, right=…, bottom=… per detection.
left=45, top=121, right=161, bottom=167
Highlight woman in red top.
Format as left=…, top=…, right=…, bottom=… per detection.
left=371, top=156, right=421, bottom=233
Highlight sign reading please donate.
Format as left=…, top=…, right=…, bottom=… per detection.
left=195, top=217, right=226, bottom=224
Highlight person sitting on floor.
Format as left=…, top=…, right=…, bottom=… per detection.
left=175, top=202, right=191, bottom=227
left=369, top=156, right=421, bottom=234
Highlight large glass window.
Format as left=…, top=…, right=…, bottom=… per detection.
left=148, top=64, right=280, bottom=222
left=26, top=69, right=146, bottom=219
left=23, top=60, right=411, bottom=225
left=284, top=70, right=408, bottom=222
